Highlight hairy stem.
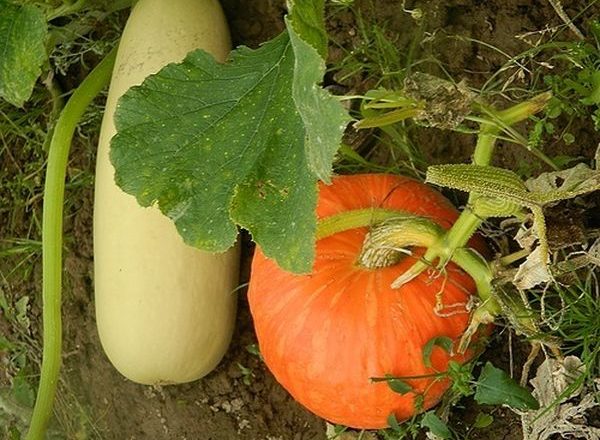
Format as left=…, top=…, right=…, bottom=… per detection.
left=317, top=209, right=536, bottom=354
left=317, top=210, right=509, bottom=353
left=26, top=46, right=116, bottom=440
left=357, top=217, right=443, bottom=269
left=396, top=93, right=551, bottom=286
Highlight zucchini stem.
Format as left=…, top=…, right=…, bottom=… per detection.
left=26, top=46, right=117, bottom=440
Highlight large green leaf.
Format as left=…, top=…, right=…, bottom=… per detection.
left=0, top=1, right=47, bottom=107
left=112, top=2, right=349, bottom=273
left=112, top=33, right=318, bottom=273
left=288, top=21, right=350, bottom=183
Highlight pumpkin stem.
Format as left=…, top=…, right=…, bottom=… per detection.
left=450, top=248, right=500, bottom=352
left=317, top=209, right=519, bottom=353
left=316, top=208, right=413, bottom=240
left=356, top=217, right=444, bottom=269
left=355, top=218, right=507, bottom=353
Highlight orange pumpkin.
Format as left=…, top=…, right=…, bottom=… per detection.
left=247, top=174, right=486, bottom=429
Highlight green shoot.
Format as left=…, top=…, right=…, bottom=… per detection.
left=25, top=46, right=116, bottom=440
left=536, top=269, right=600, bottom=381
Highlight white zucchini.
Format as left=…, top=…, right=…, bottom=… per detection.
left=94, top=0, right=239, bottom=385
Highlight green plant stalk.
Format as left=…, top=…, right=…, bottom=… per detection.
left=471, top=121, right=499, bottom=166
left=318, top=207, right=542, bottom=355
left=391, top=210, right=483, bottom=288
left=316, top=208, right=490, bottom=284
left=316, top=208, right=411, bottom=240
left=451, top=248, right=502, bottom=352
left=316, top=208, right=516, bottom=353
left=397, top=93, right=552, bottom=286
left=26, top=46, right=117, bottom=440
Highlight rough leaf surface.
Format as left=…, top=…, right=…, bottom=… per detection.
left=112, top=1, right=349, bottom=273
left=287, top=1, right=350, bottom=183
left=112, top=33, right=318, bottom=273
left=0, top=0, right=47, bottom=107
left=286, top=0, right=328, bottom=58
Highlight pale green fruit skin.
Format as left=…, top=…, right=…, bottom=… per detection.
left=94, top=0, right=239, bottom=385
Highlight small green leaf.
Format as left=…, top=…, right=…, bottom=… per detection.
left=473, top=412, right=494, bottom=428
left=11, top=371, right=34, bottom=408
left=545, top=98, right=562, bottom=119
left=0, top=336, right=13, bottom=352
left=0, top=0, right=47, bottom=106
left=475, top=362, right=540, bottom=410
left=420, top=412, right=452, bottom=439
left=387, top=413, right=401, bottom=431
left=580, top=70, right=600, bottom=106
left=383, top=374, right=413, bottom=394
left=563, top=133, right=575, bottom=145
left=447, top=360, right=474, bottom=396
left=245, top=343, right=262, bottom=358
left=422, top=336, right=454, bottom=368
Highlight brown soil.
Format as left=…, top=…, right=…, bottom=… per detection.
left=1, top=0, right=599, bottom=439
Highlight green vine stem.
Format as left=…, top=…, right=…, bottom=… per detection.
left=395, top=92, right=552, bottom=287
left=472, top=92, right=552, bottom=166
left=316, top=208, right=416, bottom=240
left=26, top=46, right=117, bottom=440
left=317, top=209, right=499, bottom=348
left=316, top=207, right=540, bottom=354
left=356, top=216, right=444, bottom=269
left=450, top=248, right=500, bottom=352
left=390, top=210, right=483, bottom=288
